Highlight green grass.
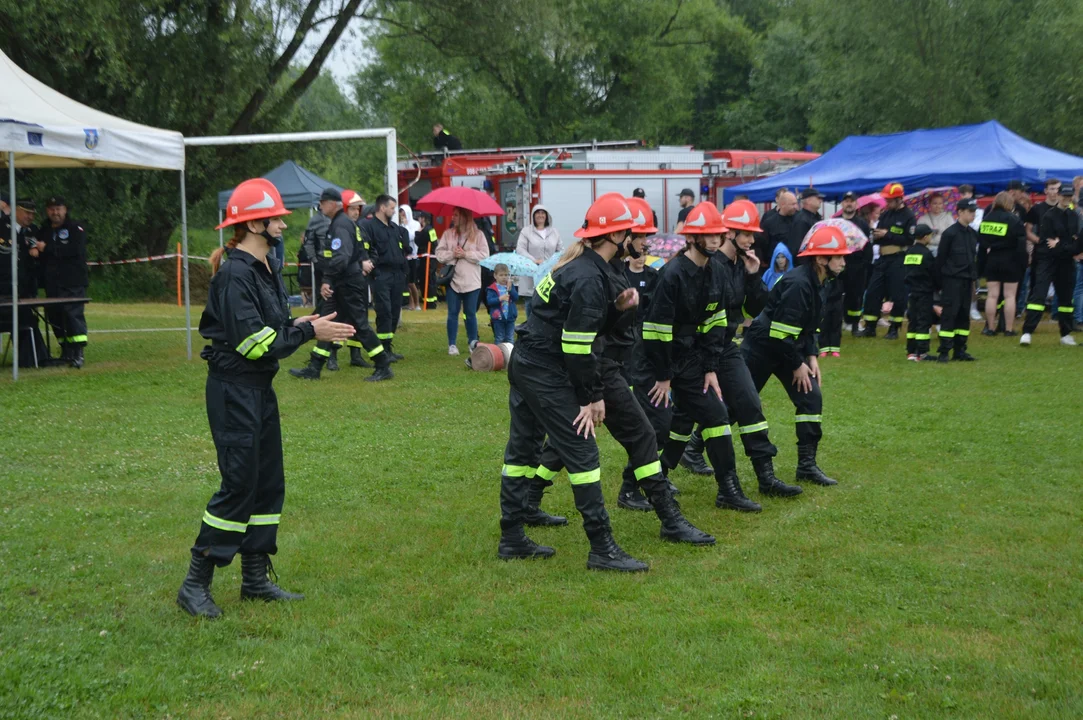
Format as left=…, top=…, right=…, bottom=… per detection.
left=2, top=305, right=1082, bottom=719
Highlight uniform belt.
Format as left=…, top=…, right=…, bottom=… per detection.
left=879, top=245, right=904, bottom=255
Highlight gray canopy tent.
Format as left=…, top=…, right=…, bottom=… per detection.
left=216, top=160, right=345, bottom=240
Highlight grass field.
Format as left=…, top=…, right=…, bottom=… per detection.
left=2, top=304, right=1082, bottom=719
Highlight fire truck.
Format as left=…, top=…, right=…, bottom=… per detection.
left=398, top=142, right=819, bottom=249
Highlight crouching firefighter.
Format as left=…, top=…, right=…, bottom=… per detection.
left=740, top=224, right=850, bottom=488
left=178, top=179, right=354, bottom=618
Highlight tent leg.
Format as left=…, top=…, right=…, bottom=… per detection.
left=180, top=170, right=192, bottom=360
left=8, top=154, right=17, bottom=382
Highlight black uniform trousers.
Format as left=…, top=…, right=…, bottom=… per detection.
left=819, top=279, right=844, bottom=353
left=842, top=262, right=868, bottom=325
left=740, top=339, right=823, bottom=448
left=655, top=352, right=738, bottom=482
left=624, top=362, right=671, bottom=458
left=193, top=375, right=284, bottom=565
left=1022, top=256, right=1076, bottom=337
left=862, top=253, right=907, bottom=328
left=906, top=292, right=934, bottom=356
left=372, top=268, right=405, bottom=348
left=716, top=341, right=777, bottom=460
left=310, top=274, right=384, bottom=361
left=45, top=284, right=88, bottom=346
left=936, top=278, right=972, bottom=355
left=537, top=358, right=664, bottom=488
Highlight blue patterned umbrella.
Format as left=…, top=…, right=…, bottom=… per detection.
left=480, top=252, right=538, bottom=277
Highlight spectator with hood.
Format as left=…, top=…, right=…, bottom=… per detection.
left=514, top=204, right=562, bottom=316
left=398, top=204, right=422, bottom=310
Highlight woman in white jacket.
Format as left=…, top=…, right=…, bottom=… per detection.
left=514, top=205, right=562, bottom=316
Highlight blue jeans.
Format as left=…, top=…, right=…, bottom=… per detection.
left=446, top=288, right=480, bottom=346
left=524, top=296, right=533, bottom=318
left=492, top=318, right=515, bottom=344
left=1075, top=261, right=1083, bottom=324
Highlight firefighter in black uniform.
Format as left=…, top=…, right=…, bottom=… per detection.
left=903, top=224, right=938, bottom=360
left=843, top=195, right=874, bottom=336
left=36, top=196, right=89, bottom=368
left=499, top=194, right=655, bottom=573
left=433, top=123, right=463, bottom=151
left=531, top=195, right=714, bottom=545
left=289, top=191, right=394, bottom=381
left=1021, top=184, right=1081, bottom=345
left=361, top=194, right=409, bottom=361
left=416, top=211, right=439, bottom=306
left=1, top=197, right=42, bottom=365
left=741, top=225, right=851, bottom=488
left=857, top=182, right=916, bottom=339
left=339, top=190, right=374, bottom=368
left=303, top=189, right=342, bottom=369
left=935, top=199, right=980, bottom=360
left=177, top=179, right=354, bottom=618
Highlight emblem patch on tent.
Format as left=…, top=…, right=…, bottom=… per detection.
left=84, top=129, right=99, bottom=150
left=27, top=132, right=43, bottom=146
left=330, top=238, right=342, bottom=250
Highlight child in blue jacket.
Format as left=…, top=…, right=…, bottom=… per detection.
left=486, top=264, right=519, bottom=343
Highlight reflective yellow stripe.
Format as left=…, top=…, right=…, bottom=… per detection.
left=313, top=346, right=331, bottom=357
left=501, top=464, right=536, bottom=478
left=701, top=425, right=731, bottom=440
left=770, top=321, right=801, bottom=335
left=939, top=331, right=955, bottom=338
left=903, top=254, right=923, bottom=265
left=697, top=310, right=728, bottom=334
left=889, top=316, right=905, bottom=323
left=1026, top=303, right=1045, bottom=311
left=955, top=329, right=970, bottom=337
left=568, top=468, right=601, bottom=485
left=535, top=465, right=559, bottom=481
left=428, top=229, right=437, bottom=242
left=562, top=343, right=592, bottom=354
left=769, top=330, right=788, bottom=340
left=643, top=322, right=672, bottom=333
left=368, top=344, right=385, bottom=357
left=669, top=430, right=691, bottom=442
left=249, top=514, right=281, bottom=526
left=913, top=333, right=930, bottom=340
left=906, top=333, right=916, bottom=339
left=795, top=414, right=822, bottom=423
left=863, top=315, right=879, bottom=322
left=819, top=346, right=840, bottom=352
left=739, top=421, right=768, bottom=434
left=322, top=250, right=332, bottom=257
left=562, top=330, right=596, bottom=343
left=346, top=339, right=363, bottom=348
left=237, top=326, right=277, bottom=359
left=67, top=334, right=88, bottom=343
left=377, top=332, right=394, bottom=340
left=642, top=330, right=673, bottom=342
left=1058, top=306, right=1075, bottom=313
left=633, top=461, right=662, bottom=481
left=202, top=511, right=246, bottom=533
left=846, top=310, right=862, bottom=317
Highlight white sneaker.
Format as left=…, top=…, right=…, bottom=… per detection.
left=1061, top=335, right=1078, bottom=346
left=970, top=306, right=982, bottom=321
left=469, top=340, right=478, bottom=352
left=448, top=345, right=460, bottom=356
left=1019, top=333, right=1032, bottom=346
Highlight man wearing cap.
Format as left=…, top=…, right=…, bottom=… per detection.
left=1020, top=183, right=1081, bottom=345
left=856, top=182, right=916, bottom=339
left=934, top=199, right=979, bottom=360
left=1, top=195, right=40, bottom=299
left=299, top=189, right=344, bottom=369
left=632, top=188, right=659, bottom=230
left=787, top=188, right=824, bottom=258
left=34, top=196, right=89, bottom=368
left=673, top=188, right=696, bottom=232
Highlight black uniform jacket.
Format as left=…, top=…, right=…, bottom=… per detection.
left=360, top=217, right=408, bottom=271
left=38, top=218, right=88, bottom=287
left=744, top=262, right=824, bottom=371
left=320, top=210, right=368, bottom=285
left=1039, top=206, right=1081, bottom=261
left=903, top=243, right=938, bottom=295
left=643, top=253, right=728, bottom=382
left=516, top=247, right=631, bottom=406
left=978, top=208, right=1027, bottom=259
left=788, top=208, right=823, bottom=256
left=712, top=250, right=768, bottom=343
left=877, top=207, right=917, bottom=250
left=936, top=222, right=978, bottom=280
left=199, top=248, right=315, bottom=383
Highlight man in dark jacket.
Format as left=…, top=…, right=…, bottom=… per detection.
left=787, top=188, right=824, bottom=257
left=755, top=189, right=797, bottom=266
left=934, top=199, right=979, bottom=360
left=35, top=196, right=89, bottom=368
left=361, top=195, right=410, bottom=361
left=1021, top=185, right=1081, bottom=344
left=432, top=124, right=463, bottom=151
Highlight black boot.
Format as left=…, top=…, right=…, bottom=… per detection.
left=952, top=350, right=977, bottom=362
left=523, top=478, right=568, bottom=527
left=48, top=344, right=71, bottom=367
left=641, top=479, right=715, bottom=545
left=326, top=347, right=340, bottom=371
left=498, top=474, right=555, bottom=560
left=365, top=353, right=394, bottom=382
left=176, top=553, right=222, bottom=618
left=753, top=456, right=803, bottom=497
left=884, top=324, right=899, bottom=340
left=386, top=340, right=404, bottom=363
left=289, top=356, right=325, bottom=380
left=349, top=346, right=372, bottom=368
left=70, top=345, right=85, bottom=369
left=679, top=429, right=713, bottom=475
left=795, top=444, right=837, bottom=486
left=240, top=554, right=304, bottom=601
left=855, top=323, right=876, bottom=338
left=715, top=469, right=762, bottom=512
left=573, top=482, right=648, bottom=572
left=616, top=470, right=653, bottom=512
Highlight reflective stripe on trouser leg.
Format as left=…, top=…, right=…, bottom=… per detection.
left=595, top=370, right=664, bottom=484
left=668, top=367, right=735, bottom=479
left=716, top=345, right=777, bottom=460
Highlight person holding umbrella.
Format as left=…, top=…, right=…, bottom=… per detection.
left=435, top=208, right=490, bottom=355
left=178, top=179, right=354, bottom=618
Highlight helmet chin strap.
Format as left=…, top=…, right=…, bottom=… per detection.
left=694, top=237, right=717, bottom=257
left=253, top=219, right=282, bottom=247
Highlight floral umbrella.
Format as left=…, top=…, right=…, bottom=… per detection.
left=799, top=219, right=869, bottom=254
left=644, top=233, right=686, bottom=261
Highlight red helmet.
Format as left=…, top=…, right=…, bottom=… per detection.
left=881, top=182, right=905, bottom=199
left=680, top=201, right=727, bottom=235
left=721, top=199, right=762, bottom=233
left=574, top=194, right=636, bottom=238
left=217, top=178, right=290, bottom=229
left=798, top=225, right=851, bottom=257
left=626, top=197, right=658, bottom=234
left=341, top=189, right=363, bottom=207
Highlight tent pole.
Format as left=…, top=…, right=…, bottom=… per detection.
left=218, top=209, right=223, bottom=248
left=8, top=153, right=18, bottom=382
left=180, top=170, right=192, bottom=360
left=386, top=129, right=398, bottom=204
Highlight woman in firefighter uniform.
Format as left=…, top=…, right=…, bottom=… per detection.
left=740, top=225, right=850, bottom=489
left=529, top=195, right=714, bottom=546
left=177, top=179, right=354, bottom=619
left=500, top=195, right=661, bottom=572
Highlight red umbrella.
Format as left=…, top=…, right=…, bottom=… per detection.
left=416, top=186, right=504, bottom=218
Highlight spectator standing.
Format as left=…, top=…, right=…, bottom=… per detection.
left=1020, top=184, right=1080, bottom=345
left=755, top=189, right=797, bottom=267
left=399, top=204, right=422, bottom=311
left=978, top=191, right=1027, bottom=336
left=763, top=243, right=793, bottom=290
left=435, top=208, right=489, bottom=355
left=34, top=196, right=88, bottom=368
left=787, top=188, right=824, bottom=257
left=916, top=192, right=953, bottom=256
left=514, top=205, right=562, bottom=316
left=840, top=191, right=871, bottom=331
left=486, top=264, right=518, bottom=344
left=673, top=188, right=696, bottom=232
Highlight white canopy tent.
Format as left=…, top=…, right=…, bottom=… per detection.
left=0, top=48, right=185, bottom=380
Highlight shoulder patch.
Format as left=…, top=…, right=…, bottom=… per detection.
left=58, top=229, right=69, bottom=240
left=331, top=238, right=342, bottom=250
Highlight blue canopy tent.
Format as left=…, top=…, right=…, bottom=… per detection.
left=723, top=121, right=1083, bottom=202
left=218, top=159, right=343, bottom=211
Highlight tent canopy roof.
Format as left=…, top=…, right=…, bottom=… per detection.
left=723, top=121, right=1083, bottom=202
left=0, top=49, right=185, bottom=171
left=218, top=160, right=344, bottom=210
